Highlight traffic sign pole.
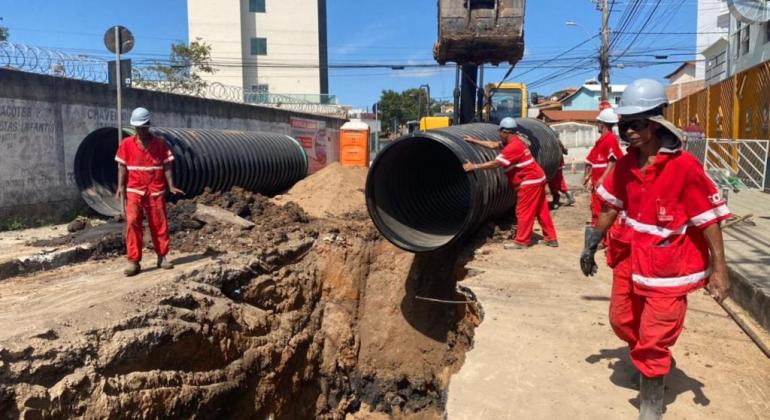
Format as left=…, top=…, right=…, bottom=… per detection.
left=114, top=25, right=123, bottom=146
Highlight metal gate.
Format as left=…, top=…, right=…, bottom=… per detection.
left=685, top=138, right=770, bottom=190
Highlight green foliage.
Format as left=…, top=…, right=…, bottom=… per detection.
left=134, top=38, right=216, bottom=94
left=378, top=88, right=439, bottom=134
left=0, top=17, right=9, bottom=42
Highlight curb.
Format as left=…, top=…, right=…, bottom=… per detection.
left=728, top=265, right=770, bottom=335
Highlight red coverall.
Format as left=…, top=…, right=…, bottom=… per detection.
left=585, top=131, right=624, bottom=225
left=115, top=135, right=175, bottom=263
left=597, top=146, right=731, bottom=378
left=548, top=157, right=568, bottom=202
left=495, top=136, right=558, bottom=246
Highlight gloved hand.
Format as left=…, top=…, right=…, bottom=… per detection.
left=580, top=226, right=604, bottom=276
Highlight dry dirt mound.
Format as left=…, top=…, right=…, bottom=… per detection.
left=272, top=162, right=368, bottom=219
left=1, top=186, right=481, bottom=419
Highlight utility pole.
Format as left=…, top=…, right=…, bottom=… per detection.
left=598, top=0, right=611, bottom=101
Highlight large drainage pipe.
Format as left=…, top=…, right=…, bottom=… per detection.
left=365, top=120, right=562, bottom=253
left=75, top=127, right=308, bottom=216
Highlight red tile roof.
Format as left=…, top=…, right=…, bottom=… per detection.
left=540, top=110, right=599, bottom=123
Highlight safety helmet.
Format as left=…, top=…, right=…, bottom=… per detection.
left=596, top=108, right=619, bottom=124
left=130, top=107, right=152, bottom=127
left=615, top=79, right=668, bottom=116
left=499, top=117, right=518, bottom=131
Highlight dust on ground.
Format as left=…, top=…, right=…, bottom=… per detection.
left=0, top=164, right=479, bottom=419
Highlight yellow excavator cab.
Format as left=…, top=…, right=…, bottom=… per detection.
left=485, top=82, right=528, bottom=124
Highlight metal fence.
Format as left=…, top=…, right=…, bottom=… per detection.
left=686, top=138, right=770, bottom=190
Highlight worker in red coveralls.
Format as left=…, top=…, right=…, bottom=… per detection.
left=548, top=138, right=575, bottom=209
left=115, top=108, right=184, bottom=276
left=580, top=79, right=731, bottom=420
left=463, top=117, right=558, bottom=249
left=584, top=108, right=625, bottom=226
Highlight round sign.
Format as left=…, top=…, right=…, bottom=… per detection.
left=104, top=26, right=135, bottom=54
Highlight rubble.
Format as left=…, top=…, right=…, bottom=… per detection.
left=0, top=165, right=481, bottom=419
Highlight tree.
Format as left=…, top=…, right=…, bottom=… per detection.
left=0, top=17, right=9, bottom=42
left=377, top=88, right=432, bottom=134
left=134, top=38, right=216, bottom=94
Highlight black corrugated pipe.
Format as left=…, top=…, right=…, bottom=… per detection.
left=74, top=127, right=308, bottom=216
left=365, top=119, right=562, bottom=253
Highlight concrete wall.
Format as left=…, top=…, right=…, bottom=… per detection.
left=189, top=0, right=324, bottom=95
left=0, top=68, right=344, bottom=223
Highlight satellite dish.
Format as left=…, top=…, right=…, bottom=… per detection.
left=728, top=0, right=770, bottom=24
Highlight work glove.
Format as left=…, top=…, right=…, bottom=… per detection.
left=580, top=226, right=604, bottom=277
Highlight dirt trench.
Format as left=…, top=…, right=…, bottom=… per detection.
left=0, top=166, right=483, bottom=419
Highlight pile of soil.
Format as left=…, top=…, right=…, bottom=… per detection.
left=272, top=162, right=368, bottom=219
left=1, top=168, right=482, bottom=419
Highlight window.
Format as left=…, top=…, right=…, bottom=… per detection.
left=250, top=38, right=267, bottom=55
left=765, top=22, right=770, bottom=44
left=251, top=84, right=268, bottom=93
left=742, top=25, right=751, bottom=55
left=249, top=0, right=265, bottom=13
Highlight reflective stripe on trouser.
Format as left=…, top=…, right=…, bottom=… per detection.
left=610, top=258, right=687, bottom=378
left=548, top=169, right=568, bottom=199
left=513, top=183, right=557, bottom=245
left=125, top=193, right=170, bottom=262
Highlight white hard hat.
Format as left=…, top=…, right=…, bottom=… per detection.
left=130, top=107, right=152, bottom=127
left=499, top=117, right=518, bottom=131
left=615, top=79, right=668, bottom=116
left=596, top=108, right=619, bottom=124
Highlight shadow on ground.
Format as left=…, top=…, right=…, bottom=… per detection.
left=586, top=346, right=710, bottom=412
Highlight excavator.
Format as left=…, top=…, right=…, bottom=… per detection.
left=421, top=0, right=527, bottom=129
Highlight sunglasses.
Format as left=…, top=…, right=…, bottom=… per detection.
left=619, top=119, right=651, bottom=132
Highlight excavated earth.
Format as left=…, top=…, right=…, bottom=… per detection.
left=0, top=166, right=482, bottom=419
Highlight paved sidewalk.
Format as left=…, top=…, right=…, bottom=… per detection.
left=722, top=190, right=770, bottom=332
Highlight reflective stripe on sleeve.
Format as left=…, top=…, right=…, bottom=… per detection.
left=596, top=185, right=624, bottom=209
left=495, top=154, right=511, bottom=166
left=115, top=157, right=127, bottom=165
left=596, top=184, right=624, bottom=208
left=163, top=156, right=175, bottom=163
left=633, top=269, right=711, bottom=288
left=690, top=204, right=731, bottom=227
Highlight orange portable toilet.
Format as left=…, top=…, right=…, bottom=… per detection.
left=339, top=120, right=371, bottom=167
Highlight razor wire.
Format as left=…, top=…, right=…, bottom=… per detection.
left=0, top=41, right=108, bottom=82
left=1, top=41, right=347, bottom=117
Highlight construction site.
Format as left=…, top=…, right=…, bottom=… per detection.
left=2, top=0, right=770, bottom=419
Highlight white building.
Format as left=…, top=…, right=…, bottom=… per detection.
left=697, top=0, right=730, bottom=81
left=188, top=0, right=329, bottom=97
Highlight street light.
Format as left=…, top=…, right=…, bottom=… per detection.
left=565, top=21, right=593, bottom=39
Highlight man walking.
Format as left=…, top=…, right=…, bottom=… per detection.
left=584, top=108, right=624, bottom=226
left=548, top=138, right=575, bottom=209
left=115, top=107, right=184, bottom=276
left=463, top=117, right=558, bottom=249
left=579, top=79, right=731, bottom=419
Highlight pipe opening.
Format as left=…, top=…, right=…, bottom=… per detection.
left=367, top=137, right=472, bottom=252
left=74, top=127, right=128, bottom=216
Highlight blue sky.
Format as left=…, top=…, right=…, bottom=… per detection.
left=1, top=0, right=696, bottom=109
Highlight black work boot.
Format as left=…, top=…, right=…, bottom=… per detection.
left=638, top=375, right=665, bottom=420
left=124, top=262, right=141, bottom=277
left=157, top=256, right=174, bottom=269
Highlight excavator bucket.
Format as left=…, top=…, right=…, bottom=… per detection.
left=434, top=0, right=525, bottom=66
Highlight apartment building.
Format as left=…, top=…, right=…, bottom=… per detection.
left=188, top=0, right=329, bottom=97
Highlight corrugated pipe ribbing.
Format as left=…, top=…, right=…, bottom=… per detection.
left=365, top=119, right=562, bottom=253
left=74, top=127, right=308, bottom=216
